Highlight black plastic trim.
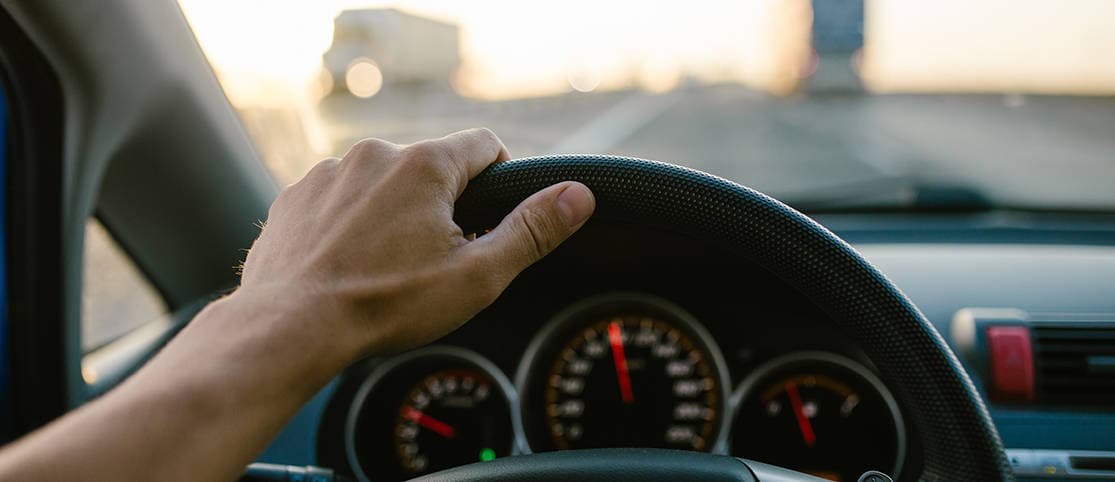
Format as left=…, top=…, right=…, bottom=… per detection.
left=0, top=4, right=68, bottom=434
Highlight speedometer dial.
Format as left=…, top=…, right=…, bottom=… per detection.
left=519, top=293, right=730, bottom=452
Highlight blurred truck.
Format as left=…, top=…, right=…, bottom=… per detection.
left=322, top=8, right=460, bottom=95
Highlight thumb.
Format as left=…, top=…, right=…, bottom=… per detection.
left=463, top=181, right=595, bottom=278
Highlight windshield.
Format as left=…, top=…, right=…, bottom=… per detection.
left=176, top=0, right=1115, bottom=211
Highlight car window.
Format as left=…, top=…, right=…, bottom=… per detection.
left=176, top=0, right=1115, bottom=211
left=81, top=218, right=168, bottom=353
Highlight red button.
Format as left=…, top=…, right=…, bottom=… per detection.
left=986, top=326, right=1035, bottom=402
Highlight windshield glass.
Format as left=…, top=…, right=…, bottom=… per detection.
left=176, top=0, right=1115, bottom=211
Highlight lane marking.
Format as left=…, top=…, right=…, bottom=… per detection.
left=548, top=91, right=682, bottom=154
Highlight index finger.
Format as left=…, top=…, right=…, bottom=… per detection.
left=431, top=128, right=511, bottom=196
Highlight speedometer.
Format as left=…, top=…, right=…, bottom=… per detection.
left=518, top=293, right=730, bottom=452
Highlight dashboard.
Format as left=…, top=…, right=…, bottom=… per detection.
left=312, top=222, right=907, bottom=482
left=292, top=212, right=1115, bottom=482
left=341, top=294, right=903, bottom=482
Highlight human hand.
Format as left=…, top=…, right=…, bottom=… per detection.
left=238, top=128, right=594, bottom=361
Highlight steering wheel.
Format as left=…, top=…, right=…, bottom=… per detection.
left=446, top=155, right=1011, bottom=481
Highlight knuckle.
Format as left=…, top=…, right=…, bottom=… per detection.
left=403, top=140, right=456, bottom=181
left=340, top=138, right=399, bottom=174
left=309, top=157, right=340, bottom=173
left=402, top=140, right=445, bottom=163
left=515, top=206, right=559, bottom=260
left=471, top=127, right=498, bottom=143
left=470, top=127, right=503, bottom=157
left=272, top=156, right=338, bottom=212
left=299, top=157, right=340, bottom=183
left=351, top=137, right=392, bottom=154
left=344, top=138, right=397, bottom=164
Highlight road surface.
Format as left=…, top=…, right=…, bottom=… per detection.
left=320, top=84, right=1115, bottom=210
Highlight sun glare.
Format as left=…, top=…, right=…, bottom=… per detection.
left=176, top=0, right=805, bottom=104
left=344, top=58, right=384, bottom=98
left=862, top=0, right=1115, bottom=94
left=176, top=0, right=1115, bottom=109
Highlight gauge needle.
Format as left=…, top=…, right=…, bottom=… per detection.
left=402, top=407, right=456, bottom=439
left=785, top=381, right=816, bottom=448
left=608, top=321, right=635, bottom=404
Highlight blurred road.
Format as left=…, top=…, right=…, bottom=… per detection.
left=85, top=85, right=1115, bottom=351
left=319, top=85, right=1115, bottom=210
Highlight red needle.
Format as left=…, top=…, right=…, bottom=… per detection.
left=608, top=321, right=635, bottom=404
left=785, top=381, right=816, bottom=448
left=402, top=406, right=456, bottom=439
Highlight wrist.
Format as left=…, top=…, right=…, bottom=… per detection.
left=171, top=285, right=362, bottom=398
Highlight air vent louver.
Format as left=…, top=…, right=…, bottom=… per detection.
left=1033, top=323, right=1115, bottom=405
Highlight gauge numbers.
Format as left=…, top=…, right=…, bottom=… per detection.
left=540, top=306, right=726, bottom=451
left=731, top=353, right=904, bottom=481
left=347, top=347, right=519, bottom=482
left=394, top=368, right=509, bottom=475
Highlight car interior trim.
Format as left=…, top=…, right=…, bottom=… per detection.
left=0, top=2, right=69, bottom=433
left=1007, top=449, right=1115, bottom=479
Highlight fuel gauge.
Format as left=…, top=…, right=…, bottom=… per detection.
left=730, top=352, right=905, bottom=481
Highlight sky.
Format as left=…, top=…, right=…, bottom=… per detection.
left=863, top=0, right=1115, bottom=93
left=177, top=0, right=809, bottom=104
left=175, top=0, right=1115, bottom=107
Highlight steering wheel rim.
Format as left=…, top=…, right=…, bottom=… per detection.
left=453, top=155, right=1011, bottom=481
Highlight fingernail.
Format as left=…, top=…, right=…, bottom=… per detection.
left=556, top=182, right=595, bottom=227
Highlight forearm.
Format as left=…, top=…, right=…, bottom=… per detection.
left=0, top=288, right=352, bottom=481
left=0, top=129, right=591, bottom=481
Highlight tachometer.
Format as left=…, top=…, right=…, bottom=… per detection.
left=393, top=367, right=510, bottom=474
left=346, top=346, right=522, bottom=482
left=518, top=293, right=730, bottom=452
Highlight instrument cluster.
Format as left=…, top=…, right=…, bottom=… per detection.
left=344, top=293, right=905, bottom=482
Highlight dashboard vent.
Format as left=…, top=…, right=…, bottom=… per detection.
left=1033, top=322, right=1115, bottom=406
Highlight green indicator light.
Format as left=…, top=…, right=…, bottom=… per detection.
left=479, top=448, right=496, bottom=462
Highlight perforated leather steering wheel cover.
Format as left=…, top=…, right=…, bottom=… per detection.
left=454, top=155, right=1012, bottom=481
